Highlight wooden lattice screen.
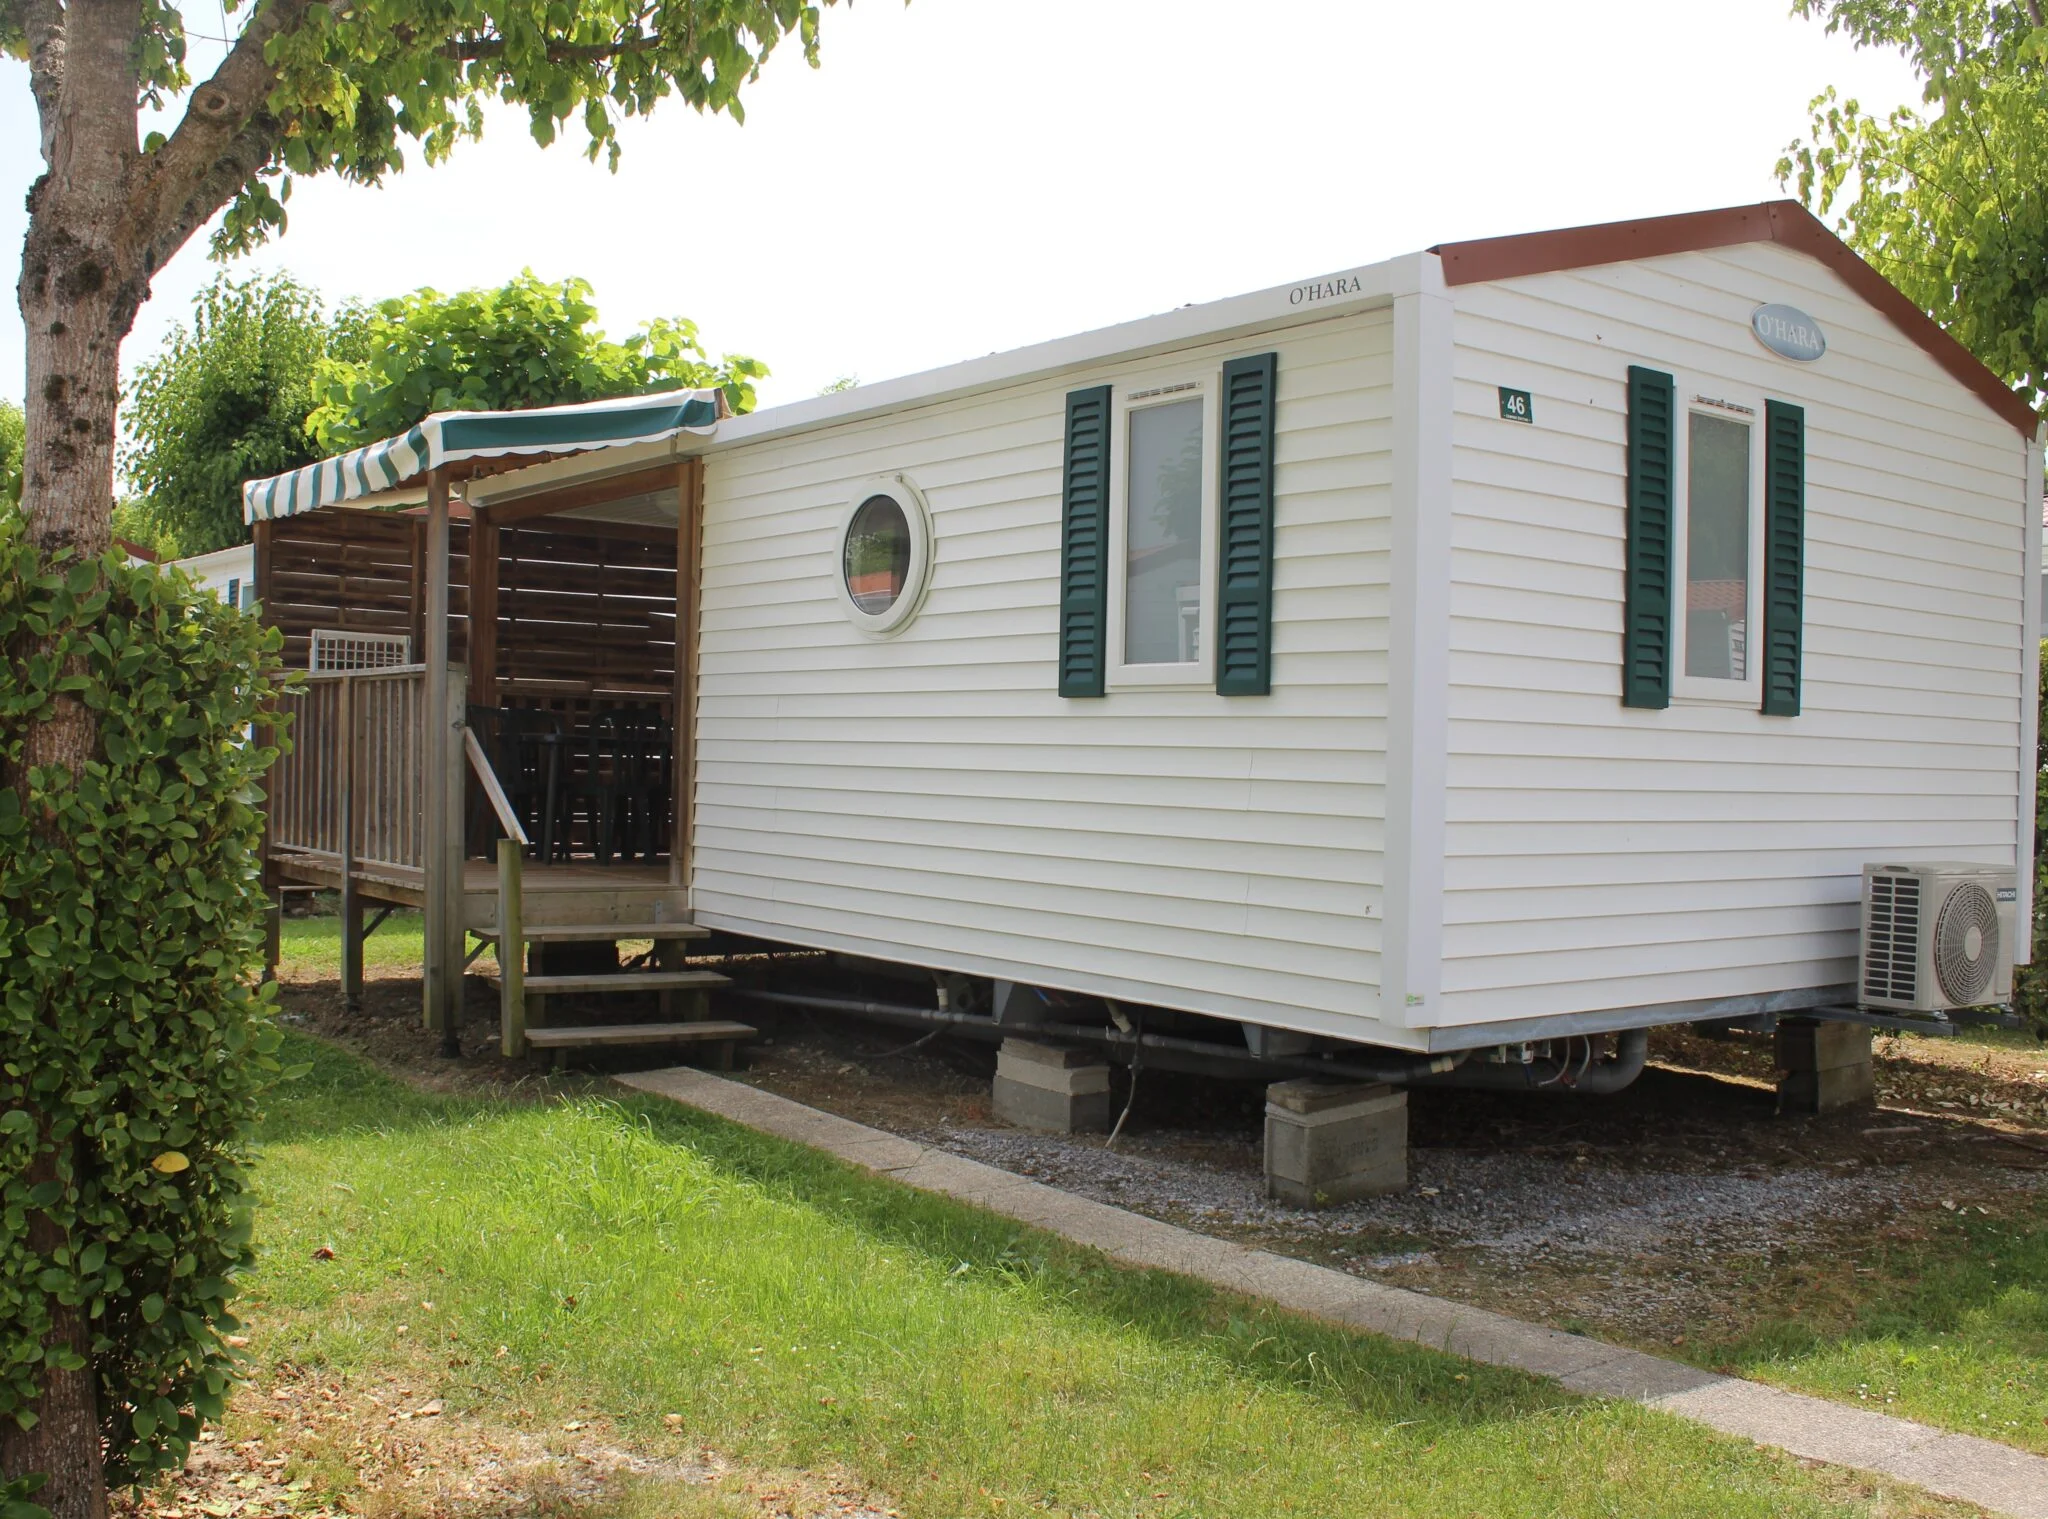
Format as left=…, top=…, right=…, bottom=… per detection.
left=258, top=510, right=467, bottom=672
left=495, top=519, right=677, bottom=716
left=258, top=509, right=676, bottom=718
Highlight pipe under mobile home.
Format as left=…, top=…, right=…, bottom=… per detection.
left=746, top=991, right=1652, bottom=1094
left=1402, top=1028, right=1650, bottom=1095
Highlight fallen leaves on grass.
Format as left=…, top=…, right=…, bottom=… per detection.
left=112, top=1367, right=898, bottom=1519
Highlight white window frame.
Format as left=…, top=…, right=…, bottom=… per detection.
left=1107, top=372, right=1218, bottom=688
left=1670, top=386, right=1769, bottom=707
left=833, top=474, right=935, bottom=637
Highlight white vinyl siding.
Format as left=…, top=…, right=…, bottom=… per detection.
left=693, top=311, right=1394, bottom=1029
left=1438, top=242, right=2029, bottom=1027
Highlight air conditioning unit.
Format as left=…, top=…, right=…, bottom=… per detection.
left=1859, top=863, right=2016, bottom=1013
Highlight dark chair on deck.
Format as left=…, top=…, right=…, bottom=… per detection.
left=466, top=705, right=565, bottom=861
left=628, top=705, right=678, bottom=863
left=557, top=711, right=633, bottom=865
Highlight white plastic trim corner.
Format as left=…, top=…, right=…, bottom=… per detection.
left=833, top=475, right=935, bottom=637
left=2019, top=426, right=2044, bottom=962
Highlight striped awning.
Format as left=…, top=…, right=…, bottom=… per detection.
left=242, top=388, right=728, bottom=523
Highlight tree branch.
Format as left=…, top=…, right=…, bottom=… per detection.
left=134, top=0, right=327, bottom=253
left=435, top=31, right=663, bottom=63
left=142, top=114, right=288, bottom=276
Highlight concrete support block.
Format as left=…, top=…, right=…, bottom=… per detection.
left=1775, top=1020, right=1876, bottom=1114
left=991, top=1039, right=1111, bottom=1134
left=1264, top=1079, right=1407, bottom=1206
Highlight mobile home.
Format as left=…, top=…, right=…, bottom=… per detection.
left=245, top=200, right=2040, bottom=1110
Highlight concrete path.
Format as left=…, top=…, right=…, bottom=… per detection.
left=617, top=1066, right=2048, bottom=1519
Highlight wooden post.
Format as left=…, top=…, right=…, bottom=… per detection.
left=441, top=663, right=469, bottom=1048
left=497, top=837, right=525, bottom=1058
left=337, top=675, right=363, bottom=1012
left=470, top=512, right=499, bottom=709
left=262, top=901, right=282, bottom=985
left=672, top=456, right=703, bottom=895
left=253, top=517, right=282, bottom=981
left=407, top=516, right=427, bottom=661
left=422, top=468, right=454, bottom=1046
left=252, top=518, right=274, bottom=620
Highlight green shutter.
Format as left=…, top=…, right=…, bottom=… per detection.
left=1623, top=365, right=1676, bottom=709
left=1059, top=385, right=1113, bottom=697
left=1761, top=400, right=1806, bottom=717
left=1216, top=353, right=1278, bottom=695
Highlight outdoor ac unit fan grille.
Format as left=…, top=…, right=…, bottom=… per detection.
left=1933, top=881, right=2000, bottom=1006
left=1863, top=873, right=1920, bottom=1003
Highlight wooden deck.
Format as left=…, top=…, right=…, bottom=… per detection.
left=274, top=852, right=683, bottom=933
left=257, top=465, right=706, bottom=1052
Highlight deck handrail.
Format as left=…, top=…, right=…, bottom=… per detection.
left=267, top=665, right=438, bottom=873
left=463, top=725, right=531, bottom=848
left=297, top=662, right=429, bottom=681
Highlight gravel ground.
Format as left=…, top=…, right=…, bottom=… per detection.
left=928, top=1121, right=1928, bottom=1259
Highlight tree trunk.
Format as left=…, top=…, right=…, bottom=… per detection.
left=4, top=274, right=136, bottom=1519
left=8, top=2, right=152, bottom=1512
left=2, top=243, right=131, bottom=1511
left=14, top=199, right=143, bottom=778
left=18, top=155, right=147, bottom=565
left=0, top=1150, right=105, bottom=1519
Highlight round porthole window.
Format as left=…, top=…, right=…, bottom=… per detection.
left=834, top=477, right=932, bottom=634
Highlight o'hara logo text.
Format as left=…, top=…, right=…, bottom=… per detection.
left=1289, top=274, right=1364, bottom=307
left=1750, top=303, right=1827, bottom=362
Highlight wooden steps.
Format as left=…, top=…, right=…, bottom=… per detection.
left=523, top=1020, right=755, bottom=1049
left=488, top=840, right=748, bottom=1065
left=489, top=968, right=730, bottom=995
left=522, top=922, right=711, bottom=944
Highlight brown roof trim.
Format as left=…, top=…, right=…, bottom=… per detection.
left=115, top=536, right=158, bottom=562
left=1432, top=199, right=2040, bottom=438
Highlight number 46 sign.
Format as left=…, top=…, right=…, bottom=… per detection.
left=1498, top=386, right=1533, bottom=423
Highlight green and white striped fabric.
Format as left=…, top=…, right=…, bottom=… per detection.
left=241, top=388, right=727, bottom=523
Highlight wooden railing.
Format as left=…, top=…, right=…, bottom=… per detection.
left=267, top=665, right=462, bottom=881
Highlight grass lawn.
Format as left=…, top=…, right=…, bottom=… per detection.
left=1659, top=1024, right=2048, bottom=1451
left=230, top=1031, right=1973, bottom=1518
left=269, top=914, right=2048, bottom=1466
left=1705, top=1185, right=2048, bottom=1449
left=279, top=909, right=436, bottom=980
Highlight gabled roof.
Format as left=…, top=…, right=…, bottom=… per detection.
left=1432, top=200, right=2038, bottom=437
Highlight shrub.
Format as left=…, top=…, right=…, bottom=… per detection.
left=0, top=517, right=293, bottom=1484
left=2016, top=639, right=2048, bottom=1038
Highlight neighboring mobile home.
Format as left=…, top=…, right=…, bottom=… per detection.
left=163, top=541, right=257, bottom=609
left=244, top=200, right=2041, bottom=1082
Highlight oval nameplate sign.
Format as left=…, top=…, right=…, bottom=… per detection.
left=1751, top=303, right=1827, bottom=362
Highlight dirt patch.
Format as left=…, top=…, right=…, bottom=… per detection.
left=271, top=961, right=2048, bottom=1360
left=112, top=1361, right=897, bottom=1519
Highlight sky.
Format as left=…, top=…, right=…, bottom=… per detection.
left=0, top=0, right=1928, bottom=416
